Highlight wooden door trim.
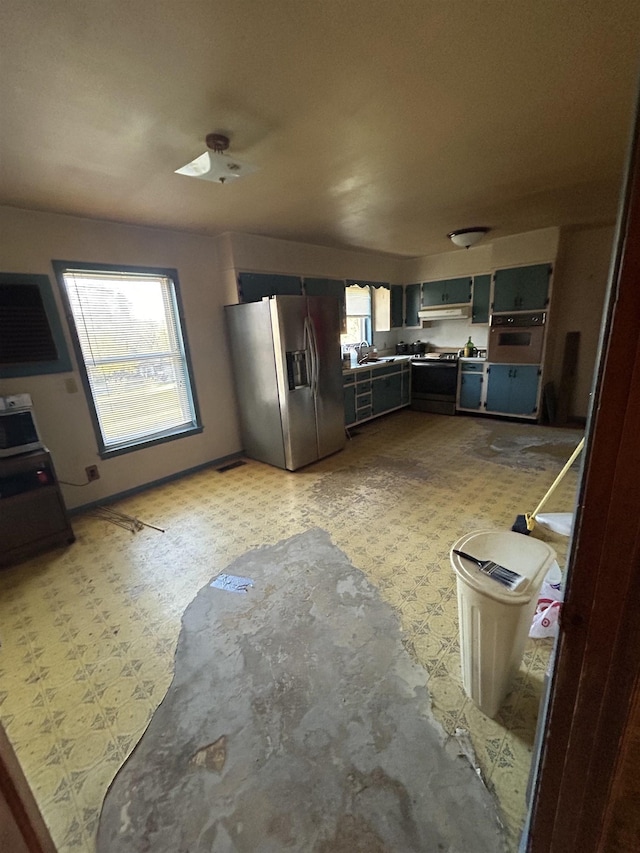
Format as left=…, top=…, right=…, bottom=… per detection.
left=527, top=98, right=640, bottom=851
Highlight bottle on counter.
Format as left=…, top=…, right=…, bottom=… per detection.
left=463, top=336, right=475, bottom=358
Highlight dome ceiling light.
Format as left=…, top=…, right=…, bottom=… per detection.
left=175, top=133, right=258, bottom=184
left=447, top=227, right=491, bottom=249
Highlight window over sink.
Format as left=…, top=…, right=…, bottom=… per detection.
left=341, top=284, right=372, bottom=347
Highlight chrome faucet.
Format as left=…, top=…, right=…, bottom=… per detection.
left=357, top=340, right=370, bottom=364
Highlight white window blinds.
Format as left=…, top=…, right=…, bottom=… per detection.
left=60, top=267, right=197, bottom=453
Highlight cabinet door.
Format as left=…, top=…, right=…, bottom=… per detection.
left=485, top=365, right=512, bottom=412
left=372, top=373, right=402, bottom=415
left=344, top=383, right=356, bottom=426
left=493, top=264, right=551, bottom=312
left=390, top=285, right=404, bottom=328
left=507, top=365, right=540, bottom=415
left=421, top=277, right=472, bottom=307
left=443, top=277, right=472, bottom=305
left=238, top=273, right=303, bottom=302
left=420, top=280, right=443, bottom=307
left=472, top=274, right=491, bottom=324
left=401, top=364, right=410, bottom=405
left=405, top=283, right=421, bottom=326
left=304, top=278, right=346, bottom=332
left=459, top=373, right=483, bottom=409
left=486, top=364, right=539, bottom=415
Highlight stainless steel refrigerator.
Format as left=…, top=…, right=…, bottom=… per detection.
left=225, top=295, right=345, bottom=471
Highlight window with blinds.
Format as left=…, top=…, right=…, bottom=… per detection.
left=340, top=284, right=372, bottom=346
left=54, top=263, right=200, bottom=456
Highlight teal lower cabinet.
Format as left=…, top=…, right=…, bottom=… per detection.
left=459, top=372, right=483, bottom=410
left=457, top=360, right=485, bottom=412
left=344, top=382, right=356, bottom=426
left=372, top=372, right=402, bottom=415
left=485, top=364, right=540, bottom=417
left=401, top=363, right=410, bottom=405
left=344, top=360, right=411, bottom=427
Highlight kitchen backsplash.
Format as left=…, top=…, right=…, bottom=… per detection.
left=374, top=321, right=488, bottom=354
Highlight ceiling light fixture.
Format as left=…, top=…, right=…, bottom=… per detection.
left=447, top=227, right=491, bottom=249
left=175, top=133, right=258, bottom=184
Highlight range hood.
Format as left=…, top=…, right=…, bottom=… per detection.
left=418, top=305, right=471, bottom=321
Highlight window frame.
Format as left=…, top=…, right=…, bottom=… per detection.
left=53, top=260, right=202, bottom=459
left=341, top=283, right=372, bottom=347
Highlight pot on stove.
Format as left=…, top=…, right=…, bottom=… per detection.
left=395, top=341, right=410, bottom=354
left=410, top=341, right=426, bottom=355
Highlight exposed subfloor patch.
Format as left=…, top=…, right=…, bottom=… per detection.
left=470, top=422, right=583, bottom=471
left=97, top=528, right=506, bottom=853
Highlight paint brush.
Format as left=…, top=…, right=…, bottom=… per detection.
left=452, top=550, right=526, bottom=591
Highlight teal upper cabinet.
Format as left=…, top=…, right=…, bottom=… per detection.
left=421, top=277, right=472, bottom=307
left=390, top=285, right=404, bottom=328
left=492, top=264, right=551, bottom=313
left=405, top=283, right=421, bottom=326
left=238, top=273, right=303, bottom=302
left=304, top=278, right=345, bottom=299
left=471, top=274, right=491, bottom=324
left=303, top=278, right=346, bottom=331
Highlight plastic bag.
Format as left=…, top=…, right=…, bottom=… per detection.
left=535, top=512, right=574, bottom=537
left=529, top=561, right=564, bottom=639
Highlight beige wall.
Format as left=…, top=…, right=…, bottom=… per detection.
left=226, top=231, right=401, bottom=284
left=546, top=225, right=615, bottom=418
left=0, top=210, right=401, bottom=508
left=0, top=206, right=241, bottom=509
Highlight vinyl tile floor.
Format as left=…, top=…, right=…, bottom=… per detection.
left=0, top=411, right=581, bottom=852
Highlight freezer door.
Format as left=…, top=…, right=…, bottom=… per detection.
left=271, top=296, right=320, bottom=470
left=307, top=296, right=346, bottom=460
left=225, top=300, right=287, bottom=469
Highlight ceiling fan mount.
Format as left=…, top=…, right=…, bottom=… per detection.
left=175, top=132, right=258, bottom=184
left=205, top=133, right=231, bottom=153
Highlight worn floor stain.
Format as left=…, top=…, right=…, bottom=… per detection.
left=97, top=529, right=506, bottom=853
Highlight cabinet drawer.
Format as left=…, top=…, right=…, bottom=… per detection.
left=373, top=363, right=402, bottom=377
left=356, top=379, right=372, bottom=393
left=356, top=406, right=372, bottom=421
left=356, top=393, right=372, bottom=409
left=461, top=362, right=485, bottom=373
left=343, top=373, right=355, bottom=385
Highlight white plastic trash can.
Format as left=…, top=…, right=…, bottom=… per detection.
left=450, top=529, right=556, bottom=718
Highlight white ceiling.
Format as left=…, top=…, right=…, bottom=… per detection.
left=1, top=0, right=639, bottom=258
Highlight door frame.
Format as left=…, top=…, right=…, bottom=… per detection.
left=526, top=98, right=640, bottom=850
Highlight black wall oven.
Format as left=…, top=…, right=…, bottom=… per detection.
left=410, top=355, right=459, bottom=415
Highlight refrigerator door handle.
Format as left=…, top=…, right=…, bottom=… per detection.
left=305, top=316, right=318, bottom=397
left=309, top=316, right=320, bottom=397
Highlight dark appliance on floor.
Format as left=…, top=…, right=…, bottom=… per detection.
left=410, top=353, right=459, bottom=415
left=0, top=449, right=75, bottom=566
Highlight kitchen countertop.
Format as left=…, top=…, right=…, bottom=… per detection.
left=342, top=355, right=487, bottom=375
left=342, top=355, right=412, bottom=374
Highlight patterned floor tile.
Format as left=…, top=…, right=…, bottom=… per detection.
left=0, top=411, right=582, bottom=851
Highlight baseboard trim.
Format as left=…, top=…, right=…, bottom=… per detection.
left=69, top=451, right=245, bottom=514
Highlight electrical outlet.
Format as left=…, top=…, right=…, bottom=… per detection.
left=85, top=465, right=100, bottom=482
